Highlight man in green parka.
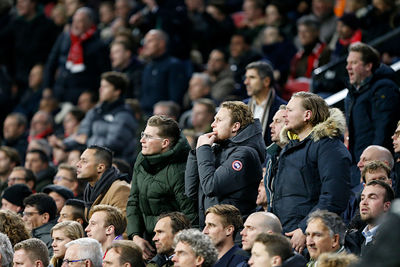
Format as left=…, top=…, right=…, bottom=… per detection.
left=127, top=115, right=197, bottom=261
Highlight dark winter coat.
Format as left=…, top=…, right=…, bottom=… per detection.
left=273, top=108, right=351, bottom=233
left=185, top=119, right=266, bottom=228
left=345, top=64, right=400, bottom=164
left=126, top=135, right=197, bottom=238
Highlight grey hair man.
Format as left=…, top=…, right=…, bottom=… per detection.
left=240, top=212, right=282, bottom=252
left=0, top=233, right=13, bottom=267
left=13, top=238, right=49, bottom=267
left=305, top=210, right=346, bottom=266
left=64, top=238, right=103, bottom=267
left=172, top=229, right=218, bottom=267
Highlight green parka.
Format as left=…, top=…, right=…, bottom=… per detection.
left=126, top=134, right=197, bottom=238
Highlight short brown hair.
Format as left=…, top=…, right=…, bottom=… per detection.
left=106, top=240, right=144, bottom=267
left=349, top=42, right=380, bottom=72
left=101, top=71, right=129, bottom=95
left=205, top=204, right=243, bottom=237
left=194, top=98, right=216, bottom=116
left=220, top=101, right=254, bottom=129
left=147, top=115, right=181, bottom=147
left=365, top=180, right=395, bottom=203
left=361, top=160, right=391, bottom=183
left=14, top=238, right=49, bottom=267
left=158, top=212, right=191, bottom=234
left=89, top=205, right=127, bottom=236
left=292, top=92, right=330, bottom=126
left=0, top=146, right=21, bottom=165
left=254, top=233, right=292, bottom=261
left=57, top=163, right=78, bottom=181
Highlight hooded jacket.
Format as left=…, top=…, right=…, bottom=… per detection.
left=345, top=64, right=400, bottom=164
left=126, top=134, right=197, bottom=238
left=272, top=108, right=351, bottom=233
left=185, top=119, right=266, bottom=227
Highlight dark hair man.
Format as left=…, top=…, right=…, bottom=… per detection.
left=76, top=145, right=130, bottom=217
left=77, top=71, right=138, bottom=163
left=1, top=184, right=32, bottom=214
left=273, top=92, right=351, bottom=253
left=127, top=116, right=197, bottom=260
left=0, top=146, right=21, bottom=195
left=25, top=149, right=56, bottom=192
left=7, top=167, right=36, bottom=191
left=244, top=61, right=287, bottom=146
left=203, top=204, right=248, bottom=266
left=22, top=193, right=57, bottom=255
left=2, top=113, right=28, bottom=162
left=58, top=199, right=87, bottom=228
left=185, top=101, right=266, bottom=229
left=345, top=42, right=400, bottom=184
left=148, top=212, right=191, bottom=267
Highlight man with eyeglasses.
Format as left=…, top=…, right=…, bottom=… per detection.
left=22, top=193, right=57, bottom=256
left=126, top=115, right=197, bottom=260
left=13, top=238, right=49, bottom=267
left=63, top=238, right=102, bottom=267
left=7, top=166, right=36, bottom=191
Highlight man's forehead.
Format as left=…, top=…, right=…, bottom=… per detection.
left=362, top=185, right=385, bottom=196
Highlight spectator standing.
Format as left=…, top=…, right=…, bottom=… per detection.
left=2, top=113, right=28, bottom=162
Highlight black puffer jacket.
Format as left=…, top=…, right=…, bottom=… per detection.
left=185, top=119, right=266, bottom=227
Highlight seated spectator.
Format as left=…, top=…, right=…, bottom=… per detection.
left=0, top=146, right=21, bottom=195
left=64, top=238, right=102, bottom=267
left=13, top=239, right=49, bottom=267
left=317, top=252, right=358, bottom=267
left=0, top=210, right=31, bottom=247
left=180, top=99, right=215, bottom=137
left=23, top=193, right=57, bottom=255
left=172, top=229, right=218, bottom=267
left=139, top=29, right=188, bottom=115
left=28, top=111, right=54, bottom=142
left=153, top=101, right=181, bottom=122
left=255, top=179, right=268, bottom=211
left=306, top=210, right=347, bottom=266
left=25, top=149, right=56, bottom=192
left=58, top=199, right=87, bottom=228
left=0, top=233, right=13, bottom=267
left=77, top=91, right=98, bottom=114
left=43, top=7, right=110, bottom=104
left=1, top=184, right=32, bottom=214
left=285, top=17, right=330, bottom=98
left=148, top=212, right=191, bottom=266
left=2, top=113, right=28, bottom=162
left=77, top=72, right=138, bottom=163
left=7, top=167, right=36, bottom=191
left=203, top=205, right=248, bottom=266
left=362, top=161, right=392, bottom=186
left=43, top=184, right=74, bottom=215
left=103, top=240, right=144, bottom=267
left=85, top=205, right=126, bottom=254
left=110, top=41, right=143, bottom=99
left=241, top=212, right=282, bottom=252
left=50, top=221, right=85, bottom=267
left=248, top=233, right=307, bottom=267
left=206, top=49, right=235, bottom=103
left=182, top=73, right=212, bottom=111
left=14, top=64, right=45, bottom=121
left=229, top=32, right=262, bottom=92
left=53, top=164, right=84, bottom=199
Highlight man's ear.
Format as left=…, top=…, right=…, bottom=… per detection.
left=97, top=163, right=106, bottom=173
left=332, top=234, right=340, bottom=248
left=262, top=76, right=271, bottom=88
left=41, top=212, right=50, bottom=224
left=106, top=225, right=115, bottom=236
left=161, top=138, right=170, bottom=150
left=225, top=225, right=235, bottom=237
left=384, top=201, right=391, bottom=212
left=232, top=122, right=241, bottom=133
left=195, top=256, right=204, bottom=267
left=304, top=110, right=312, bottom=122
left=271, top=255, right=282, bottom=267
left=35, top=260, right=43, bottom=267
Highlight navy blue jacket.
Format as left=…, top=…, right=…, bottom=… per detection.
left=140, top=53, right=188, bottom=115
left=214, top=245, right=249, bottom=267
left=185, top=120, right=266, bottom=228
left=272, top=108, right=351, bottom=233
left=244, top=91, right=287, bottom=146
left=345, top=64, right=400, bottom=163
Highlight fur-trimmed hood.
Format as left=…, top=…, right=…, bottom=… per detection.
left=281, top=107, right=346, bottom=143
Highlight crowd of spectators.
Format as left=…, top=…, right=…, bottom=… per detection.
left=1, top=0, right=400, bottom=266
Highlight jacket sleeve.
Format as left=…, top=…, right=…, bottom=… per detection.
left=77, top=108, right=96, bottom=136
left=103, top=112, right=137, bottom=152
left=196, top=145, right=261, bottom=197
left=184, top=150, right=200, bottom=199
left=168, top=164, right=199, bottom=227
left=126, top=167, right=145, bottom=238
left=106, top=182, right=131, bottom=217
left=371, top=81, right=400, bottom=145
left=43, top=33, right=64, bottom=89
left=298, top=139, right=351, bottom=231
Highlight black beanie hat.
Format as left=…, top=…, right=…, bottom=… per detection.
left=2, top=184, right=33, bottom=207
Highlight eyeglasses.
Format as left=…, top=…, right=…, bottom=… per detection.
left=140, top=132, right=164, bottom=140
left=8, top=177, right=25, bottom=183
left=54, top=176, right=75, bottom=183
left=22, top=211, right=40, bottom=217
left=62, top=259, right=88, bottom=266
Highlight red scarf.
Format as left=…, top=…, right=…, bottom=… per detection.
left=66, top=25, right=96, bottom=73
left=339, top=29, right=362, bottom=46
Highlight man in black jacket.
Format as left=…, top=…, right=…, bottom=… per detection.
left=185, top=101, right=266, bottom=228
